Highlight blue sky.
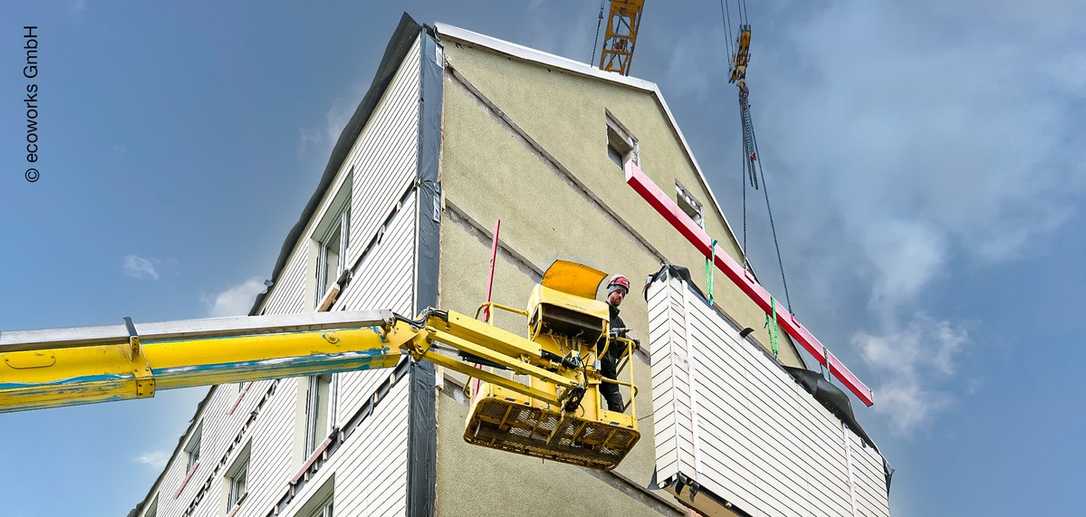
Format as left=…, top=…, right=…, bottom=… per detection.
left=1, top=1, right=1083, bottom=515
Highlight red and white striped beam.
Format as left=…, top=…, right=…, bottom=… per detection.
left=625, top=162, right=874, bottom=406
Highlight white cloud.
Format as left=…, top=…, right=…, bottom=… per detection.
left=862, top=220, right=947, bottom=311
left=853, top=315, right=968, bottom=434
left=206, top=278, right=266, bottom=317
left=123, top=255, right=160, bottom=280
left=651, top=1, right=1086, bottom=434
left=298, top=91, right=360, bottom=157
left=133, top=449, right=169, bottom=469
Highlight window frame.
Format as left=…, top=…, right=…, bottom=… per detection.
left=183, top=420, right=203, bottom=473
left=295, top=476, right=335, bottom=517
left=675, top=180, right=705, bottom=229
left=304, top=373, right=336, bottom=456
left=312, top=172, right=353, bottom=308
left=309, top=495, right=333, bottom=517
left=225, top=441, right=251, bottom=512
left=315, top=204, right=350, bottom=306
left=605, top=112, right=639, bottom=170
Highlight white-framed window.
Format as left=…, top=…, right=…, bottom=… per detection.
left=675, top=181, right=705, bottom=228
left=226, top=441, right=251, bottom=512
left=304, top=373, right=335, bottom=456
left=315, top=205, right=350, bottom=305
left=313, top=174, right=353, bottom=307
left=606, top=112, right=639, bottom=170
left=295, top=476, right=334, bottom=517
left=183, top=420, right=202, bottom=472
left=309, top=496, right=333, bottom=517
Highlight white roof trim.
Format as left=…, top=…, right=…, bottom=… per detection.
left=433, top=22, right=748, bottom=259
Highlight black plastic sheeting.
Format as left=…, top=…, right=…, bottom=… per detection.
left=407, top=20, right=443, bottom=517
left=782, top=366, right=876, bottom=450
left=644, top=264, right=892, bottom=495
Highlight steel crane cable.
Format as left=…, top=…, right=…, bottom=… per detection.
left=749, top=114, right=794, bottom=313
left=590, top=2, right=604, bottom=64
left=719, top=0, right=735, bottom=60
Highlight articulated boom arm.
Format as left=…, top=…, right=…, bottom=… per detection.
left=0, top=309, right=582, bottom=414
left=1, top=259, right=643, bottom=470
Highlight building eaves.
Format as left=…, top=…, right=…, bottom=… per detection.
left=432, top=22, right=749, bottom=261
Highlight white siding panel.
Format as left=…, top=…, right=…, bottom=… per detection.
left=233, top=380, right=299, bottom=516
left=648, top=274, right=891, bottom=517
left=146, top=35, right=422, bottom=517
left=255, top=34, right=421, bottom=319
left=345, top=37, right=421, bottom=269
left=334, top=193, right=417, bottom=428
left=277, top=375, right=410, bottom=517
left=335, top=377, right=409, bottom=516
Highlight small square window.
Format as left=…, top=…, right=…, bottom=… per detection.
left=675, top=181, right=705, bottom=228
left=606, top=113, right=638, bottom=171
left=226, top=442, right=250, bottom=512
left=183, top=421, right=202, bottom=472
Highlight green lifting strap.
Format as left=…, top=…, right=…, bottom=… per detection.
left=705, top=239, right=717, bottom=305
left=765, top=296, right=780, bottom=359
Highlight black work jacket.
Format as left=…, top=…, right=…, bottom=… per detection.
left=599, top=303, right=626, bottom=361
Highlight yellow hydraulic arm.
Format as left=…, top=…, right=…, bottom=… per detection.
left=0, top=260, right=641, bottom=470
left=0, top=309, right=578, bottom=413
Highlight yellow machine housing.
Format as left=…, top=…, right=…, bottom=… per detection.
left=464, top=260, right=639, bottom=470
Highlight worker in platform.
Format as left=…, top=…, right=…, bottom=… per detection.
left=599, top=275, right=631, bottom=412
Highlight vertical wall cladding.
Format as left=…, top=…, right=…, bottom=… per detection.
left=228, top=380, right=299, bottom=517
left=647, top=279, right=696, bottom=484
left=334, top=193, right=417, bottom=424
left=141, top=30, right=424, bottom=517
left=278, top=373, right=412, bottom=517
left=407, top=28, right=442, bottom=517
left=345, top=36, right=421, bottom=270
left=647, top=273, right=890, bottom=517
left=847, top=431, right=892, bottom=517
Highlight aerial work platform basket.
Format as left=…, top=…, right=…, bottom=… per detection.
left=462, top=260, right=640, bottom=470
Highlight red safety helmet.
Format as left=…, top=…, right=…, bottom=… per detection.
left=607, top=275, right=630, bottom=295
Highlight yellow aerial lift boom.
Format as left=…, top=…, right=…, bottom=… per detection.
left=0, top=260, right=639, bottom=470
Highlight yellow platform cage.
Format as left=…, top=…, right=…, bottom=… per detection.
left=463, top=260, right=640, bottom=470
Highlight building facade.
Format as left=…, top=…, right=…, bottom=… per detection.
left=132, top=14, right=886, bottom=517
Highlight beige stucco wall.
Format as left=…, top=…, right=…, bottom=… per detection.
left=434, top=39, right=800, bottom=515
left=439, top=39, right=801, bottom=367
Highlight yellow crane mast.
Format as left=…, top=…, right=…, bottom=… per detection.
left=597, top=0, right=645, bottom=75
left=0, top=260, right=640, bottom=470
